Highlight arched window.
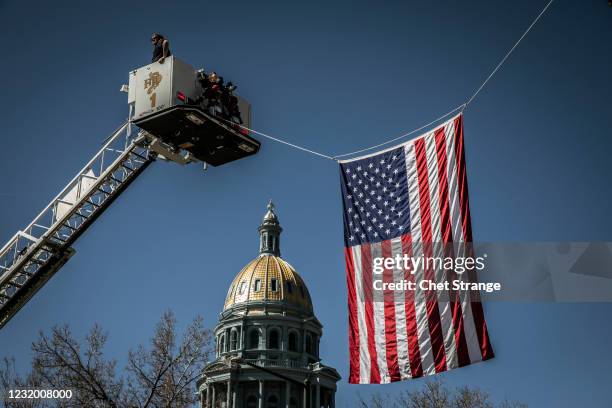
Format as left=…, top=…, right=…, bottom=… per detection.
left=249, top=329, right=260, bottom=349
left=239, top=281, right=247, bottom=295
left=270, top=278, right=278, bottom=292
left=268, top=329, right=279, bottom=349
left=246, top=395, right=257, bottom=408
left=286, top=281, right=293, bottom=293
left=305, top=333, right=312, bottom=354
left=288, top=331, right=298, bottom=352
left=219, top=334, right=226, bottom=354
left=267, top=395, right=278, bottom=408
left=289, top=397, right=298, bottom=408
left=254, top=279, right=261, bottom=292
left=230, top=329, right=238, bottom=350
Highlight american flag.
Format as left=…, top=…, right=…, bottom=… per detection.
left=340, top=114, right=494, bottom=384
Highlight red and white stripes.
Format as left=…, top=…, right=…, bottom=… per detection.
left=345, top=114, right=494, bottom=384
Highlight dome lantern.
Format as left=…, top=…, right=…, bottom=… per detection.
left=258, top=200, right=282, bottom=256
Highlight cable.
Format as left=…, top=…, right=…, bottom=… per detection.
left=464, top=0, right=556, bottom=109
left=332, top=104, right=466, bottom=160
left=218, top=118, right=336, bottom=161
left=216, top=0, right=556, bottom=162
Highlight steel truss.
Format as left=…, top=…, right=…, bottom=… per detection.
left=0, top=123, right=153, bottom=328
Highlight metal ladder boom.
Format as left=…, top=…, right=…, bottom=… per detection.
left=0, top=123, right=152, bottom=329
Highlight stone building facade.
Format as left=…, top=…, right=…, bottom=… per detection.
left=197, top=202, right=340, bottom=408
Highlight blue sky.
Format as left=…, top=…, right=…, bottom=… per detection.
left=1, top=0, right=611, bottom=406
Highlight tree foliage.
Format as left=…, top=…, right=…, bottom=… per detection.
left=357, top=378, right=527, bottom=408
left=1, top=311, right=212, bottom=408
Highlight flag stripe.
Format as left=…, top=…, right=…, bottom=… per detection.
left=352, top=245, right=371, bottom=383
left=405, top=143, right=436, bottom=376
left=361, top=243, right=382, bottom=383
left=382, top=240, right=402, bottom=382
left=371, top=242, right=390, bottom=383
left=424, top=131, right=459, bottom=371
left=415, top=137, right=447, bottom=373
left=345, top=247, right=361, bottom=383
left=452, top=116, right=494, bottom=361
left=391, top=236, right=412, bottom=380
left=445, top=118, right=483, bottom=364
left=401, top=233, right=424, bottom=378
left=434, top=124, right=471, bottom=368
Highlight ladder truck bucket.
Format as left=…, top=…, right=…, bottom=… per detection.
left=129, top=57, right=260, bottom=166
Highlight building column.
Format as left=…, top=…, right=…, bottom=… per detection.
left=212, top=385, right=216, bottom=408
left=227, top=380, right=231, bottom=408
left=285, top=381, right=291, bottom=408
left=315, top=382, right=320, bottom=408
left=330, top=390, right=335, bottom=408
left=303, top=384, right=309, bottom=408
left=232, top=384, right=237, bottom=408
left=206, top=385, right=211, bottom=408
left=258, top=379, right=264, bottom=408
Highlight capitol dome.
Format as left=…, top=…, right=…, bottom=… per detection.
left=223, top=201, right=313, bottom=314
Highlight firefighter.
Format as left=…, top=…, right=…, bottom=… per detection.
left=151, top=33, right=171, bottom=63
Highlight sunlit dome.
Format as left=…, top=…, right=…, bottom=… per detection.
left=223, top=201, right=313, bottom=314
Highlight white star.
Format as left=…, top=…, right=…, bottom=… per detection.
left=348, top=208, right=353, bottom=213
left=391, top=206, right=396, bottom=211
left=368, top=163, right=373, bottom=168
left=386, top=228, right=391, bottom=234
left=376, top=181, right=381, bottom=187
left=385, top=215, right=390, bottom=220
left=357, top=166, right=362, bottom=171
left=363, top=171, right=368, bottom=177
left=396, top=197, right=401, bottom=202
left=346, top=195, right=352, bottom=199
left=378, top=209, right=383, bottom=215
left=398, top=225, right=404, bottom=231
left=391, top=220, right=397, bottom=226
left=357, top=179, right=362, bottom=185
left=369, top=177, right=374, bottom=182
left=382, top=187, right=388, bottom=192
left=366, top=212, right=371, bottom=217
left=393, top=169, right=399, bottom=174
left=364, top=185, right=369, bottom=191
left=388, top=178, right=393, bottom=183
left=392, top=155, right=397, bottom=160
left=390, top=192, right=395, bottom=197
left=387, top=164, right=392, bottom=170
left=358, top=192, right=363, bottom=198
left=382, top=173, right=386, bottom=178
left=375, top=168, right=380, bottom=173
left=353, top=214, right=359, bottom=219
left=350, top=235, right=355, bottom=240
left=360, top=220, right=366, bottom=226
left=370, top=190, right=375, bottom=196
left=371, top=204, right=376, bottom=209
left=372, top=218, right=377, bottom=223
left=397, top=211, right=403, bottom=216
left=377, top=195, right=382, bottom=201
left=379, top=223, right=384, bottom=229
left=367, top=226, right=372, bottom=231
left=373, top=232, right=378, bottom=237
left=384, top=201, right=389, bottom=206
left=395, top=182, right=400, bottom=188
left=361, top=233, right=366, bottom=239
left=380, top=159, right=386, bottom=165
left=351, top=174, right=357, bottom=179
left=365, top=198, right=370, bottom=203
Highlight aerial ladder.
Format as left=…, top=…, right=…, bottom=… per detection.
left=0, top=57, right=260, bottom=329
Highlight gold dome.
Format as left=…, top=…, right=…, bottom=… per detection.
left=223, top=254, right=313, bottom=313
